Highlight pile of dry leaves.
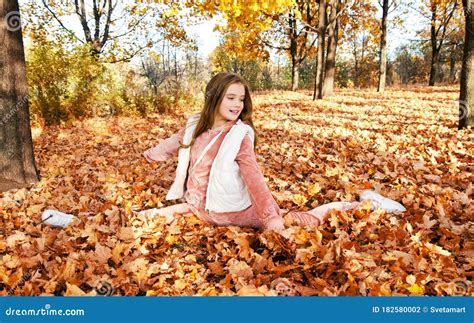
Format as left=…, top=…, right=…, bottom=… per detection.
left=0, top=86, right=472, bottom=296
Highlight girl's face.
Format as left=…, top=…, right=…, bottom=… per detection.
left=214, top=82, right=245, bottom=127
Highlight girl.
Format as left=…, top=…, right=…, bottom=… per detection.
left=143, top=72, right=406, bottom=232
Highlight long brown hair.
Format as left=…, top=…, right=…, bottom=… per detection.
left=180, top=72, right=257, bottom=149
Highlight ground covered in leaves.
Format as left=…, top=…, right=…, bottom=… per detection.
left=0, top=86, right=472, bottom=296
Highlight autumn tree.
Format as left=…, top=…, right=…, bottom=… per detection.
left=314, top=0, right=374, bottom=99
left=444, top=23, right=464, bottom=82
left=23, top=0, right=188, bottom=62
left=377, top=0, right=410, bottom=91
left=339, top=1, right=379, bottom=87
left=0, top=0, right=40, bottom=192
left=315, top=0, right=349, bottom=99
left=393, top=43, right=430, bottom=84
left=193, top=0, right=314, bottom=91
left=377, top=0, right=390, bottom=92
left=313, top=0, right=327, bottom=99
left=285, top=1, right=318, bottom=91
left=323, top=0, right=344, bottom=97
left=459, top=0, right=474, bottom=128
left=417, top=0, right=460, bottom=86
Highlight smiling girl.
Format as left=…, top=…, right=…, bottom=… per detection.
left=143, top=72, right=406, bottom=231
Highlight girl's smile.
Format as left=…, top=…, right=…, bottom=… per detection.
left=213, top=82, right=246, bottom=128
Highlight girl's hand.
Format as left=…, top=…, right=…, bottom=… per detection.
left=143, top=149, right=157, bottom=163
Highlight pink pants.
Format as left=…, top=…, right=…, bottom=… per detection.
left=143, top=201, right=361, bottom=228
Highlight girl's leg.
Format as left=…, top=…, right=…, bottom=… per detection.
left=287, top=201, right=361, bottom=226
left=138, top=203, right=192, bottom=224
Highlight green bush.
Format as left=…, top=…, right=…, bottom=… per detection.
left=26, top=35, right=199, bottom=125
left=26, top=36, right=107, bottom=125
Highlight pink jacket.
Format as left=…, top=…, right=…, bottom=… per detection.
left=147, top=119, right=284, bottom=230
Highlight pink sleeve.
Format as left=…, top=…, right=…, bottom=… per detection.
left=148, top=128, right=185, bottom=161
left=236, top=135, right=283, bottom=229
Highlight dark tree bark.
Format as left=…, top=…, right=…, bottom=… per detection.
left=40, top=0, right=142, bottom=60
left=289, top=9, right=300, bottom=91
left=377, top=0, right=389, bottom=92
left=429, top=5, right=441, bottom=86
left=459, top=0, right=474, bottom=129
left=263, top=1, right=317, bottom=91
left=314, top=0, right=327, bottom=100
left=429, top=0, right=458, bottom=86
left=323, top=0, right=340, bottom=97
left=0, top=0, right=40, bottom=192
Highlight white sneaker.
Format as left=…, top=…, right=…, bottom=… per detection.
left=41, top=210, right=75, bottom=228
left=358, top=190, right=407, bottom=213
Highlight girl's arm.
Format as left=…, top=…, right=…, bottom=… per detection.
left=144, top=128, right=185, bottom=162
left=236, top=135, right=284, bottom=231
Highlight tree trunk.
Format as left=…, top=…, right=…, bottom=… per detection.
left=459, top=0, right=474, bottom=129
left=377, top=0, right=389, bottom=92
left=323, top=0, right=339, bottom=97
left=353, top=39, right=359, bottom=86
left=0, top=0, right=40, bottom=192
left=429, top=5, right=438, bottom=86
left=448, top=50, right=456, bottom=83
left=313, top=0, right=327, bottom=100
left=449, top=44, right=457, bottom=83
left=291, top=62, right=300, bottom=91
left=429, top=48, right=440, bottom=86
left=289, top=10, right=299, bottom=91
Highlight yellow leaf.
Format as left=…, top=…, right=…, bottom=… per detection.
left=65, top=283, right=86, bottom=296
left=165, top=235, right=179, bottom=244
left=325, top=167, right=339, bottom=177
left=174, top=279, right=187, bottom=291
left=189, top=267, right=198, bottom=281
left=407, top=283, right=424, bottom=295
left=27, top=204, right=44, bottom=216
left=308, top=183, right=321, bottom=196
left=111, top=243, right=124, bottom=264
left=292, top=194, right=307, bottom=206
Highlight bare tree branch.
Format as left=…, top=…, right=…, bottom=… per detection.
left=108, top=11, right=149, bottom=41
left=101, top=0, right=114, bottom=48
left=75, top=0, right=92, bottom=42
left=261, top=38, right=291, bottom=51
left=40, top=0, right=84, bottom=43
left=93, top=0, right=101, bottom=40
left=106, top=43, right=149, bottom=63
